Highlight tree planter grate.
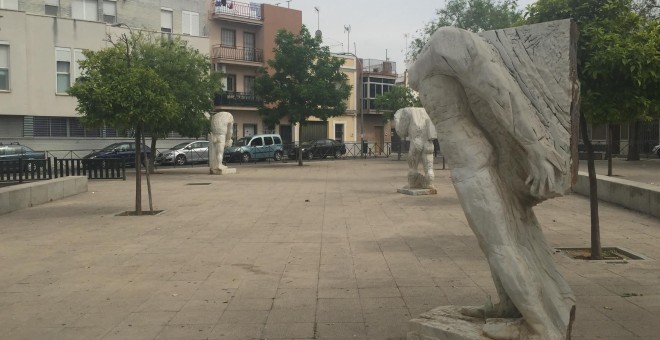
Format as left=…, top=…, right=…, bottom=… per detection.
left=556, top=247, right=648, bottom=262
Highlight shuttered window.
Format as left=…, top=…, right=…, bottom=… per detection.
left=182, top=11, right=199, bottom=36
left=55, top=48, right=71, bottom=94
left=161, top=8, right=173, bottom=33
left=71, top=0, right=98, bottom=21
left=0, top=44, right=8, bottom=91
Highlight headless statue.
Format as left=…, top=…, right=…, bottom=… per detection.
left=209, top=111, right=234, bottom=173
left=394, top=107, right=437, bottom=191
left=409, top=21, right=578, bottom=340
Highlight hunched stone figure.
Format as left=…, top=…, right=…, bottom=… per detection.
left=208, top=111, right=234, bottom=173
left=394, top=107, right=437, bottom=191
left=409, top=21, right=578, bottom=340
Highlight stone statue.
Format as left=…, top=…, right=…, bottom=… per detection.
left=208, top=111, right=235, bottom=174
left=407, top=20, right=579, bottom=340
left=394, top=107, right=438, bottom=194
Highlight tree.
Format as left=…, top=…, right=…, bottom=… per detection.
left=68, top=32, right=220, bottom=214
left=408, top=0, right=524, bottom=60
left=374, top=85, right=422, bottom=121
left=526, top=0, right=660, bottom=259
left=255, top=26, right=352, bottom=166
left=137, top=37, right=221, bottom=173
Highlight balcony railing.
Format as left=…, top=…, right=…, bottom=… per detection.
left=214, top=92, right=262, bottom=107
left=213, top=1, right=262, bottom=20
left=212, top=45, right=264, bottom=63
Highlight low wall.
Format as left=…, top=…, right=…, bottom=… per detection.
left=0, top=176, right=88, bottom=215
left=573, top=171, right=660, bottom=218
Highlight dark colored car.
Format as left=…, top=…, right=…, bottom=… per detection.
left=83, top=142, right=151, bottom=167
left=0, top=142, right=47, bottom=172
left=288, top=139, right=346, bottom=160
left=653, top=144, right=660, bottom=157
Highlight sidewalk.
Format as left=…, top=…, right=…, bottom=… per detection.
left=0, top=158, right=659, bottom=339
left=578, top=157, right=660, bottom=187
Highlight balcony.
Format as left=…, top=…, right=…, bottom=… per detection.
left=211, top=1, right=262, bottom=26
left=214, top=92, right=262, bottom=107
left=361, top=59, right=397, bottom=77
left=212, top=45, right=264, bottom=64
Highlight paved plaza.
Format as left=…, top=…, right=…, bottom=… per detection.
left=1, top=157, right=659, bottom=339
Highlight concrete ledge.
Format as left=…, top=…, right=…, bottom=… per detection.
left=573, top=171, right=660, bottom=218
left=0, top=176, right=88, bottom=215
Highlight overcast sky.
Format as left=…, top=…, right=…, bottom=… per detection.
left=267, top=0, right=536, bottom=74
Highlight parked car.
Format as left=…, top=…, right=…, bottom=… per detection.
left=653, top=144, right=660, bottom=157
left=83, top=142, right=151, bottom=167
left=224, top=134, right=284, bottom=163
left=156, top=141, right=209, bottom=165
left=0, top=142, right=47, bottom=172
left=288, top=139, right=347, bottom=160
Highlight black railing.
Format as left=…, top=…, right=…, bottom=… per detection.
left=54, top=158, right=126, bottom=180
left=212, top=45, right=263, bottom=63
left=0, top=158, right=52, bottom=183
left=214, top=91, right=262, bottom=107
left=213, top=1, right=262, bottom=20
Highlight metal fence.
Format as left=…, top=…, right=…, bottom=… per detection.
left=0, top=157, right=126, bottom=184
left=0, top=158, right=52, bottom=183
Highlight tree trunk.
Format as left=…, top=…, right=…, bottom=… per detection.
left=134, top=124, right=143, bottom=215
left=580, top=113, right=601, bottom=260
left=143, top=134, right=154, bottom=213
left=149, top=137, right=158, bottom=174
left=627, top=121, right=641, bottom=161
left=607, top=124, right=613, bottom=176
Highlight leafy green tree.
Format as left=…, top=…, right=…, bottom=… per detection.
left=526, top=0, right=659, bottom=259
left=374, top=85, right=422, bottom=121
left=408, top=0, right=523, bottom=60
left=255, top=26, right=352, bottom=165
left=68, top=32, right=220, bottom=213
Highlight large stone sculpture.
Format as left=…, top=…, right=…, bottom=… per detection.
left=407, top=20, right=579, bottom=340
left=394, top=107, right=438, bottom=195
left=208, top=111, right=235, bottom=174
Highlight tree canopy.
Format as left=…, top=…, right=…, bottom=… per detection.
left=374, top=85, right=422, bottom=121
left=408, top=0, right=524, bottom=60
left=254, top=26, right=352, bottom=128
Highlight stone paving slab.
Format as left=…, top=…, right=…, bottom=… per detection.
left=0, top=158, right=659, bottom=339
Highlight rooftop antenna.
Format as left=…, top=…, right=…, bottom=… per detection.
left=314, top=7, right=322, bottom=39
left=344, top=25, right=351, bottom=54
left=403, top=33, right=409, bottom=62
left=286, top=0, right=292, bottom=8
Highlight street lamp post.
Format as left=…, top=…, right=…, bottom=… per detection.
left=339, top=52, right=364, bottom=158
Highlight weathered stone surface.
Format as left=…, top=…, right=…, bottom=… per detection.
left=397, top=188, right=437, bottom=196
left=394, top=107, right=438, bottom=191
left=210, top=167, right=236, bottom=175
left=209, top=111, right=235, bottom=173
left=408, top=19, right=579, bottom=340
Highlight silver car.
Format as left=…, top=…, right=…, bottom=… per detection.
left=156, top=141, right=209, bottom=165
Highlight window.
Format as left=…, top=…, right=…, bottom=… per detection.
left=274, top=136, right=282, bottom=144
left=221, top=29, right=236, bottom=47
left=45, top=0, right=59, bottom=16
left=244, top=32, right=255, bottom=61
left=225, top=74, right=235, bottom=92
left=56, top=48, right=71, bottom=94
left=264, top=137, right=273, bottom=145
left=244, top=76, right=255, bottom=94
left=102, top=0, right=116, bottom=24
left=0, top=0, right=18, bottom=10
left=182, top=11, right=199, bottom=36
left=250, top=137, right=263, bottom=146
left=161, top=8, right=173, bottom=33
left=71, top=0, right=98, bottom=21
left=0, top=44, right=8, bottom=91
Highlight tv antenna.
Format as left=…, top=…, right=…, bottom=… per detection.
left=344, top=25, right=351, bottom=53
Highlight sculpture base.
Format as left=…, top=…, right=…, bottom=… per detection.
left=408, top=306, right=536, bottom=340
left=210, top=168, right=236, bottom=175
left=398, top=187, right=437, bottom=195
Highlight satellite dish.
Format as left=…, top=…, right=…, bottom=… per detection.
left=315, top=30, right=322, bottom=39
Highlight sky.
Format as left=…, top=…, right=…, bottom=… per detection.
left=266, top=0, right=536, bottom=74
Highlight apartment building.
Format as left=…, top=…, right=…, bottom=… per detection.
left=360, top=58, right=396, bottom=154
left=209, top=2, right=302, bottom=144
left=0, top=0, right=209, bottom=151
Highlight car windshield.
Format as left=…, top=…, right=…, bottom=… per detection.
left=100, top=143, right=123, bottom=151
left=170, top=142, right=190, bottom=150
left=236, top=137, right=250, bottom=147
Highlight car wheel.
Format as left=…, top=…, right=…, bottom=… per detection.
left=334, top=150, right=343, bottom=159
left=175, top=155, right=186, bottom=166
left=242, top=152, right=251, bottom=163
left=273, top=151, right=283, bottom=161
left=306, top=151, right=314, bottom=160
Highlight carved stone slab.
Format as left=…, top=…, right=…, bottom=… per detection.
left=210, top=168, right=236, bottom=175
left=408, top=306, right=490, bottom=340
